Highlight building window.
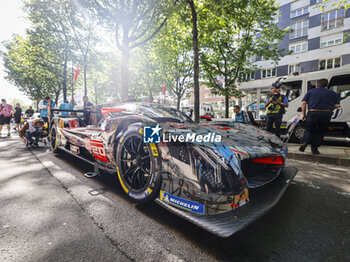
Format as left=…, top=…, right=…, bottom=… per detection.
left=290, top=6, right=309, bottom=18
left=320, top=36, right=343, bottom=48
left=262, top=68, right=277, bottom=78
left=290, top=20, right=309, bottom=39
left=289, top=64, right=301, bottom=74
left=319, top=57, right=341, bottom=70
left=289, top=42, right=308, bottom=54
left=321, top=9, right=345, bottom=31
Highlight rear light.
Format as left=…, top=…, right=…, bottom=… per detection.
left=252, top=156, right=283, bottom=165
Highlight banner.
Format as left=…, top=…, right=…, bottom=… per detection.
left=73, top=66, right=82, bottom=83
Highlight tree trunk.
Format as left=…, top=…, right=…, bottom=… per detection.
left=55, top=91, right=60, bottom=106
left=148, top=87, right=153, bottom=102
left=62, top=55, right=67, bottom=101
left=176, top=93, right=181, bottom=110
left=84, top=57, right=87, bottom=96
left=225, top=93, right=229, bottom=118
left=187, top=0, right=200, bottom=123
left=121, top=46, right=130, bottom=100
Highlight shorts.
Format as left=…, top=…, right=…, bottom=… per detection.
left=15, top=117, right=21, bottom=124
left=0, top=115, right=11, bottom=125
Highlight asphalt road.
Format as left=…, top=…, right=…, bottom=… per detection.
left=1, top=131, right=349, bottom=262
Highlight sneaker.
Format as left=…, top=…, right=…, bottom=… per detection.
left=7, top=133, right=10, bottom=137
left=13, top=127, right=17, bottom=131
left=312, top=150, right=320, bottom=155
left=299, top=144, right=307, bottom=152
left=33, top=143, right=39, bottom=148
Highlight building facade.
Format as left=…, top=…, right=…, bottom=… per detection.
left=239, top=0, right=350, bottom=111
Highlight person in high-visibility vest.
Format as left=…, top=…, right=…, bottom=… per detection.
left=265, top=87, right=289, bottom=138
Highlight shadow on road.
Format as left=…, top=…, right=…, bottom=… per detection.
left=49, top=150, right=350, bottom=262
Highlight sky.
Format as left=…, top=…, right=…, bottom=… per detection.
left=0, top=0, right=32, bottom=105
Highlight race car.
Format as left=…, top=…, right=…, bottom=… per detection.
left=49, top=103, right=297, bottom=237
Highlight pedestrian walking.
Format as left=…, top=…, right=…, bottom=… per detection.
left=0, top=99, right=13, bottom=137
left=233, top=105, right=250, bottom=124
left=265, top=87, right=288, bottom=138
left=13, top=103, right=22, bottom=131
left=18, top=118, right=45, bottom=148
left=299, top=79, right=340, bottom=154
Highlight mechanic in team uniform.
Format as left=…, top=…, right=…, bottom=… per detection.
left=233, top=105, right=250, bottom=124
left=265, top=87, right=288, bottom=138
left=299, top=78, right=340, bottom=154
left=25, top=106, right=34, bottom=117
left=59, top=99, right=73, bottom=116
left=83, top=96, right=94, bottom=125
left=0, top=99, right=13, bottom=137
left=38, top=96, right=55, bottom=124
left=19, top=118, right=45, bottom=148
left=13, top=103, right=22, bottom=131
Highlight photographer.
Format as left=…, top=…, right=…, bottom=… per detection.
left=265, top=86, right=288, bottom=138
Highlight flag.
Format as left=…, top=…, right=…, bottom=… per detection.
left=73, top=66, right=82, bottom=83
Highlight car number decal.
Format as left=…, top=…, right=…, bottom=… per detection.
left=91, top=140, right=107, bottom=162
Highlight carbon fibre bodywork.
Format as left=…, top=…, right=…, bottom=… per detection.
left=50, top=103, right=296, bottom=237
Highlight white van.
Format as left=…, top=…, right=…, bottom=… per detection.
left=182, top=103, right=215, bottom=118
left=277, top=65, right=350, bottom=142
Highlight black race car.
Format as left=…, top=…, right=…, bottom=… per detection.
left=50, top=103, right=297, bottom=237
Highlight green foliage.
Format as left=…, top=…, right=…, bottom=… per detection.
left=2, top=33, right=62, bottom=103
left=201, top=0, right=289, bottom=117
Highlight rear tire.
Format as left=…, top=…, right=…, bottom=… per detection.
left=116, top=125, right=161, bottom=202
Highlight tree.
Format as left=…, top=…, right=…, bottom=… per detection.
left=185, top=0, right=200, bottom=122
left=2, top=34, right=63, bottom=104
left=85, top=0, right=175, bottom=100
left=317, top=0, right=350, bottom=11
left=201, top=0, right=288, bottom=118
left=152, top=13, right=193, bottom=109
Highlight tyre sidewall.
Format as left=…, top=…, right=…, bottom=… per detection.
left=116, top=125, right=161, bottom=202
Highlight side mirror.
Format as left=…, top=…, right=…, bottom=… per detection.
left=297, top=107, right=302, bottom=112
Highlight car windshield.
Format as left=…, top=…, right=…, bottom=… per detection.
left=114, top=103, right=195, bottom=123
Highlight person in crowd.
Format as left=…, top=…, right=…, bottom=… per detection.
left=187, top=108, right=193, bottom=118
left=265, top=86, right=288, bottom=138
left=38, top=96, right=55, bottom=124
left=25, top=106, right=35, bottom=118
left=13, top=103, right=22, bottom=131
left=83, top=96, right=94, bottom=125
left=0, top=99, right=13, bottom=137
left=299, top=79, right=340, bottom=154
left=19, top=118, right=45, bottom=148
left=59, top=99, right=73, bottom=116
left=233, top=105, right=250, bottom=124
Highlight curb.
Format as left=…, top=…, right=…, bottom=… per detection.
left=287, top=152, right=350, bottom=167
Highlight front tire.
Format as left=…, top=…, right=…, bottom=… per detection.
left=50, top=124, right=59, bottom=154
left=116, top=125, right=161, bottom=202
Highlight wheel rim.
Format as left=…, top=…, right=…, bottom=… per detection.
left=119, top=135, right=151, bottom=191
left=294, top=126, right=305, bottom=140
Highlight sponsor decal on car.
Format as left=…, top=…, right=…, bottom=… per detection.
left=143, top=125, right=221, bottom=144
left=160, top=190, right=204, bottom=214
left=91, top=139, right=108, bottom=162
left=128, top=188, right=153, bottom=200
